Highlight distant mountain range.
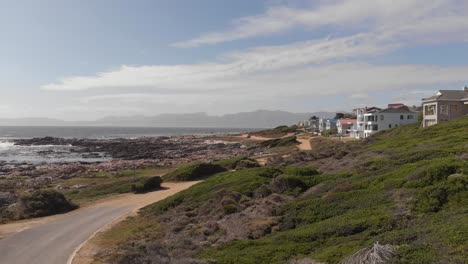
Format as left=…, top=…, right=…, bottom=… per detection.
left=0, top=110, right=335, bottom=128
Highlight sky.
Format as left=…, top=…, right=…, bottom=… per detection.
left=1, top=0, right=468, bottom=120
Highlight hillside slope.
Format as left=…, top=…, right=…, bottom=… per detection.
left=94, top=117, right=467, bottom=264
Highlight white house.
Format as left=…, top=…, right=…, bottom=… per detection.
left=337, top=118, right=357, bottom=135
left=350, top=107, right=381, bottom=139
left=363, top=105, right=418, bottom=138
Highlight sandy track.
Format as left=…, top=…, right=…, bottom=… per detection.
left=296, top=138, right=313, bottom=150
left=0, top=181, right=199, bottom=264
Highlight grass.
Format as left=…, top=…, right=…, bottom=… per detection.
left=198, top=118, right=468, bottom=264
left=93, top=117, right=468, bottom=264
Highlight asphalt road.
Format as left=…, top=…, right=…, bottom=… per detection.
left=0, top=182, right=199, bottom=264
left=0, top=204, right=135, bottom=264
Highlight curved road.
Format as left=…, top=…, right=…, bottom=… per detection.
left=0, top=181, right=198, bottom=264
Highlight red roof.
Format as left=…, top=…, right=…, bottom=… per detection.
left=388, top=103, right=405, bottom=109
left=338, top=118, right=357, bottom=124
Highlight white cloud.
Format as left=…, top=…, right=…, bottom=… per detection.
left=65, top=63, right=468, bottom=107
left=172, top=0, right=468, bottom=48
left=39, top=0, right=468, bottom=117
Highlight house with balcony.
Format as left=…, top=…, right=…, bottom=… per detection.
left=350, top=107, right=381, bottom=139
left=337, top=118, right=357, bottom=135
left=421, top=87, right=468, bottom=127
left=363, top=105, right=418, bottom=138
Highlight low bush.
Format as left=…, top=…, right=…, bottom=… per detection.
left=18, top=189, right=78, bottom=218
left=164, top=163, right=226, bottom=181
left=213, top=157, right=260, bottom=170
left=270, top=175, right=308, bottom=194
left=259, top=136, right=298, bottom=148
left=132, top=176, right=163, bottom=194
left=322, top=128, right=338, bottom=137
left=213, top=157, right=247, bottom=170
left=283, top=166, right=319, bottom=176
left=236, top=159, right=261, bottom=169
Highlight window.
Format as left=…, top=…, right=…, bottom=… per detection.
left=440, top=105, right=448, bottom=115
left=407, top=115, right=414, bottom=119
left=400, top=115, right=404, bottom=120
left=380, top=115, right=384, bottom=121
left=389, top=124, right=392, bottom=128
left=451, top=105, right=459, bottom=113
left=424, top=105, right=435, bottom=115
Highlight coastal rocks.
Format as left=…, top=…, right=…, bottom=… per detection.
left=13, top=136, right=249, bottom=161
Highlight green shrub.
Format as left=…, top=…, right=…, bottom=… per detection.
left=397, top=244, right=436, bottom=264
left=213, top=157, right=248, bottom=170
left=18, top=190, right=78, bottom=218
left=164, top=163, right=226, bottom=181
left=236, top=159, right=261, bottom=169
left=259, top=136, right=298, bottom=148
left=131, top=176, right=163, bottom=194
left=258, top=167, right=283, bottom=178
left=283, top=166, right=319, bottom=176
left=270, top=175, right=308, bottom=194
left=322, top=128, right=337, bottom=137
left=214, top=157, right=261, bottom=170
left=414, top=186, right=449, bottom=213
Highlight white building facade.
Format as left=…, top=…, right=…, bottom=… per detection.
left=363, top=108, right=418, bottom=138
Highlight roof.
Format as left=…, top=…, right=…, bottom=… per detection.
left=378, top=107, right=415, bottom=113
left=338, top=118, right=357, bottom=124
left=423, top=89, right=468, bottom=102
left=327, top=119, right=339, bottom=124
left=388, top=103, right=405, bottom=109
left=364, top=104, right=416, bottom=114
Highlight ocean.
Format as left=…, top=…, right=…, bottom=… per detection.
left=0, top=126, right=259, bottom=164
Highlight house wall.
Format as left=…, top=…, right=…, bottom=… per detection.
left=422, top=100, right=468, bottom=127
left=436, top=101, right=467, bottom=123
left=363, top=112, right=418, bottom=137
left=353, top=108, right=366, bottom=138
left=422, top=102, right=437, bottom=127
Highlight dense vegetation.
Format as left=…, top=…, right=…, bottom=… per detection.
left=213, top=157, right=261, bottom=170
left=251, top=125, right=298, bottom=138
left=131, top=176, right=163, bottom=194
left=258, top=136, right=299, bottom=148
left=16, top=190, right=78, bottom=219
left=163, top=162, right=227, bottom=181
left=97, top=117, right=468, bottom=264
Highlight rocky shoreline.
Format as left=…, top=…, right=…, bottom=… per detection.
left=1, top=135, right=263, bottom=192
left=1, top=134, right=266, bottom=221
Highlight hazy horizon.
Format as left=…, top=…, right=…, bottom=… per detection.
left=1, top=0, right=467, bottom=120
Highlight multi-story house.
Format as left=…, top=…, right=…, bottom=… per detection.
left=421, top=87, right=468, bottom=127
left=326, top=119, right=338, bottom=130
left=350, top=107, right=381, bottom=139
left=308, top=116, right=320, bottom=132
left=363, top=105, right=418, bottom=138
left=337, top=118, right=357, bottom=135
left=318, top=118, right=326, bottom=132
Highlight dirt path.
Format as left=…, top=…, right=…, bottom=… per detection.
left=0, top=181, right=199, bottom=264
left=244, top=132, right=296, bottom=141
left=296, top=137, right=313, bottom=150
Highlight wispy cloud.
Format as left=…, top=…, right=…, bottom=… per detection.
left=40, top=0, right=468, bottom=116
left=172, top=0, right=468, bottom=48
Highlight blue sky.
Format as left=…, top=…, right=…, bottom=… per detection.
left=1, top=0, right=467, bottom=120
